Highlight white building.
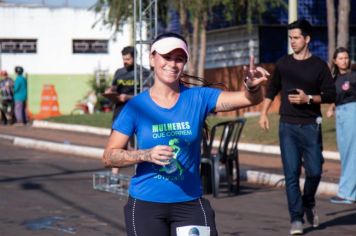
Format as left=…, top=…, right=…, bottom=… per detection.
left=0, top=3, right=141, bottom=74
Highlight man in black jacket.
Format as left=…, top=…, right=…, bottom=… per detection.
left=259, top=19, right=336, bottom=235
left=105, top=46, right=152, bottom=175
left=107, top=46, right=151, bottom=121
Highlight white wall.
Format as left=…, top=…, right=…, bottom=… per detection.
left=0, top=5, right=148, bottom=74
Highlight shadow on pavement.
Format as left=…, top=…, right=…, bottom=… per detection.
left=304, top=207, right=356, bottom=234
left=0, top=167, right=106, bottom=183
left=206, top=183, right=280, bottom=199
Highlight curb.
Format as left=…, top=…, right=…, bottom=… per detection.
left=241, top=170, right=338, bottom=196
left=238, top=143, right=340, bottom=161
left=32, top=120, right=111, bottom=136
left=0, top=133, right=338, bottom=197
left=33, top=120, right=340, bottom=161
left=12, top=135, right=103, bottom=159
left=0, top=134, right=16, bottom=141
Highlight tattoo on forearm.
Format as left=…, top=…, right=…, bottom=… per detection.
left=217, top=102, right=235, bottom=111
left=137, top=150, right=152, bottom=161
left=103, top=149, right=152, bottom=167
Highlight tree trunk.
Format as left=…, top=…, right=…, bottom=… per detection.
left=179, top=1, right=189, bottom=43
left=337, top=0, right=350, bottom=48
left=179, top=1, right=192, bottom=77
left=189, top=16, right=200, bottom=76
left=326, top=0, right=336, bottom=66
left=198, top=12, right=207, bottom=78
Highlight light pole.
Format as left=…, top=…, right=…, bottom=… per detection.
left=288, top=0, right=298, bottom=54
left=248, top=39, right=254, bottom=59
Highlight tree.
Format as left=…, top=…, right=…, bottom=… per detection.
left=326, top=0, right=350, bottom=65
left=174, top=0, right=203, bottom=77
left=92, top=0, right=133, bottom=33
left=93, top=0, right=285, bottom=78
left=337, top=0, right=350, bottom=48
left=176, top=0, right=285, bottom=77
left=92, top=0, right=168, bottom=41
left=326, top=0, right=335, bottom=66
left=176, top=0, right=218, bottom=78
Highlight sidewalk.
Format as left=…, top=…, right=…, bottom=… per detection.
left=31, top=120, right=341, bottom=161
left=0, top=121, right=341, bottom=196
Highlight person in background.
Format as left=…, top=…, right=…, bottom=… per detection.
left=258, top=19, right=336, bottom=235
left=0, top=70, right=14, bottom=125
left=105, top=46, right=152, bottom=174
left=106, top=46, right=151, bottom=121
left=102, top=32, right=269, bottom=236
left=13, top=66, right=28, bottom=126
left=326, top=47, right=356, bottom=204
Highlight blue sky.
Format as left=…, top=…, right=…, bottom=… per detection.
left=4, top=0, right=98, bottom=8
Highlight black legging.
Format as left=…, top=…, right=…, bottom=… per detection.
left=124, top=196, right=218, bottom=236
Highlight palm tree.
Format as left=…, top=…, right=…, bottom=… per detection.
left=337, top=0, right=350, bottom=48
left=92, top=0, right=133, bottom=33
left=177, top=0, right=285, bottom=77
left=93, top=0, right=285, bottom=78
left=326, top=0, right=336, bottom=66
left=326, top=0, right=350, bottom=65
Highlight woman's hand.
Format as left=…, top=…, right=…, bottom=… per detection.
left=243, top=55, right=270, bottom=90
left=326, top=104, right=335, bottom=118
left=103, top=131, right=173, bottom=167
left=144, top=145, right=174, bottom=166
left=215, top=55, right=270, bottom=112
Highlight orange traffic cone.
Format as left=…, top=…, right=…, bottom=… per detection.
left=32, top=84, right=61, bottom=119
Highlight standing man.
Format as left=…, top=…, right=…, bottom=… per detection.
left=105, top=46, right=151, bottom=174
left=13, top=66, right=28, bottom=126
left=258, top=19, right=336, bottom=235
left=106, top=46, right=151, bottom=121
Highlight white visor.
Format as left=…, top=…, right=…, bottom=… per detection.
left=150, top=37, right=189, bottom=60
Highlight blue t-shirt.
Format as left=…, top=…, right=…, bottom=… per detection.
left=112, top=84, right=221, bottom=203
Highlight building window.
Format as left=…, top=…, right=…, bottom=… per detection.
left=73, top=39, right=108, bottom=54
left=0, top=39, right=37, bottom=53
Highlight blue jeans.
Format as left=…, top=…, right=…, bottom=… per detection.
left=336, top=102, right=356, bottom=201
left=279, top=122, right=324, bottom=222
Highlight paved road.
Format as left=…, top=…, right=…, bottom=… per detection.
left=0, top=139, right=355, bottom=236
left=0, top=125, right=341, bottom=185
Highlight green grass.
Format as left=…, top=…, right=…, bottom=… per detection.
left=207, top=113, right=337, bottom=151
left=46, top=112, right=113, bottom=128
left=28, top=74, right=94, bottom=115
left=206, top=113, right=281, bottom=145
left=45, top=111, right=338, bottom=151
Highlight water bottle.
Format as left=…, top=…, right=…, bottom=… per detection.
left=161, top=151, right=177, bottom=174
left=316, top=116, right=322, bottom=131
